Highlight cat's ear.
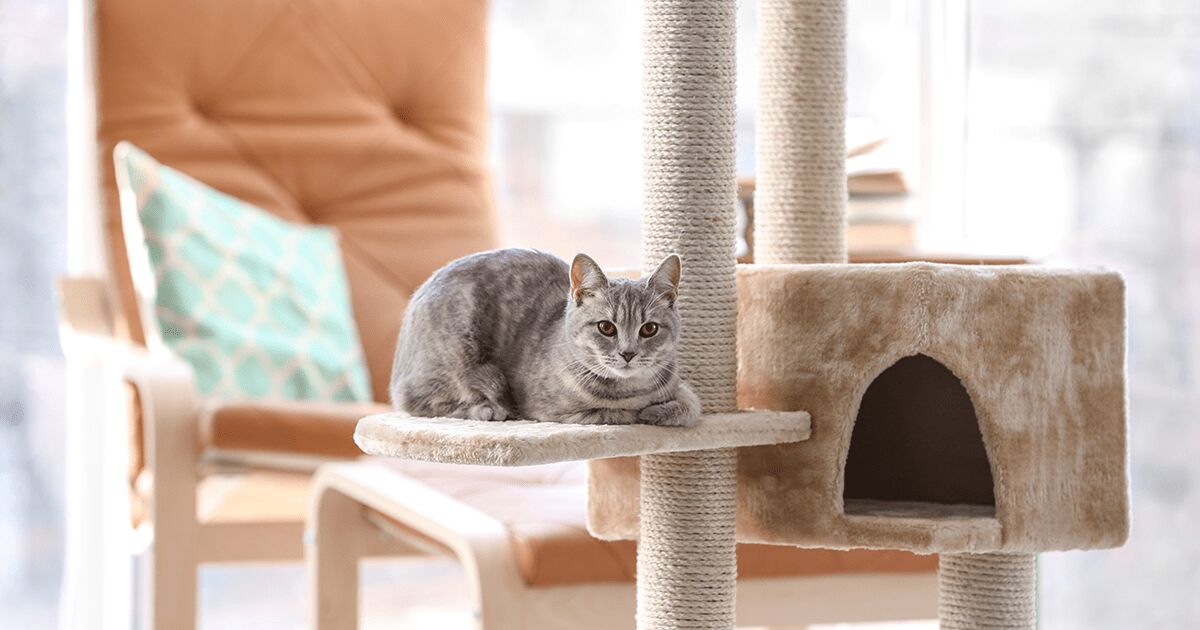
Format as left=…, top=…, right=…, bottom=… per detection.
left=570, top=253, right=608, bottom=305
left=647, top=254, right=681, bottom=306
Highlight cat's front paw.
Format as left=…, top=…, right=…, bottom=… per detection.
left=639, top=400, right=699, bottom=427
left=468, top=401, right=511, bottom=421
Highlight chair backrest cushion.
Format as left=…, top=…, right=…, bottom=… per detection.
left=97, top=0, right=499, bottom=401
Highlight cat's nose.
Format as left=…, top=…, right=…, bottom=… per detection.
left=620, top=351, right=637, bottom=363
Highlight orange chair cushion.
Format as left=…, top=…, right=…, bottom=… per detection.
left=97, top=0, right=500, bottom=401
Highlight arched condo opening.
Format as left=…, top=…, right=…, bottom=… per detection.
left=843, top=354, right=996, bottom=519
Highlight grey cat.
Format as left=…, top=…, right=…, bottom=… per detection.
left=390, top=248, right=701, bottom=427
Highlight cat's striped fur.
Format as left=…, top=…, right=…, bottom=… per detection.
left=390, top=249, right=699, bottom=426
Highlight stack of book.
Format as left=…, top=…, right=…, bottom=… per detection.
left=845, top=119, right=914, bottom=252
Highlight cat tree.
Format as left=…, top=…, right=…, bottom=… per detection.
left=355, top=0, right=1129, bottom=628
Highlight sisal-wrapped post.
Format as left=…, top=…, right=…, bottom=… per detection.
left=755, top=0, right=848, bottom=264
left=939, top=552, right=1038, bottom=630
left=638, top=0, right=739, bottom=628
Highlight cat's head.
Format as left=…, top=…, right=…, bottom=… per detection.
left=564, top=253, right=682, bottom=380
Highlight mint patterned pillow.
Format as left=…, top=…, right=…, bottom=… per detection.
left=114, top=143, right=372, bottom=402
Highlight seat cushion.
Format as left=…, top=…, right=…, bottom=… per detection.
left=381, top=460, right=937, bottom=587
left=131, top=468, right=312, bottom=526
left=196, top=470, right=313, bottom=523
left=201, top=399, right=390, bottom=458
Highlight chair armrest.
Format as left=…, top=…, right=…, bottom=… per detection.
left=121, top=348, right=202, bottom=529
left=56, top=275, right=116, bottom=350
left=118, top=350, right=204, bottom=532
left=57, top=275, right=197, bottom=446
left=123, top=348, right=200, bottom=474
left=58, top=274, right=202, bottom=524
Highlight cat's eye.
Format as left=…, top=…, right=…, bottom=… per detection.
left=639, top=322, right=659, bottom=338
left=597, top=321, right=617, bottom=336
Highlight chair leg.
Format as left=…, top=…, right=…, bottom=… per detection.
left=150, top=536, right=198, bottom=630
left=310, top=485, right=369, bottom=630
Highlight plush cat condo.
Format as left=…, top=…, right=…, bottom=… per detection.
left=355, top=0, right=1129, bottom=628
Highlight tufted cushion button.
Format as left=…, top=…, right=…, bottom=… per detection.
left=387, top=103, right=407, bottom=124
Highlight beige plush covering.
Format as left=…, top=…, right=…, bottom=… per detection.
left=588, top=263, right=1129, bottom=554
left=355, top=410, right=810, bottom=467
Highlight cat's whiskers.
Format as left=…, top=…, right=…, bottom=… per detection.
left=556, top=357, right=607, bottom=395
left=647, top=361, right=675, bottom=395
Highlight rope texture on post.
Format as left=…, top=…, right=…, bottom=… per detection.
left=639, top=0, right=738, bottom=628
left=638, top=449, right=738, bottom=629
left=939, top=552, right=1037, bottom=630
left=755, top=0, right=848, bottom=264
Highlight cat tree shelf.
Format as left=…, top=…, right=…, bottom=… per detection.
left=354, top=410, right=811, bottom=466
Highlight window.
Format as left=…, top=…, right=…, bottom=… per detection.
left=488, top=0, right=929, bottom=265
left=0, top=1, right=68, bottom=627
left=965, top=2, right=1200, bottom=627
